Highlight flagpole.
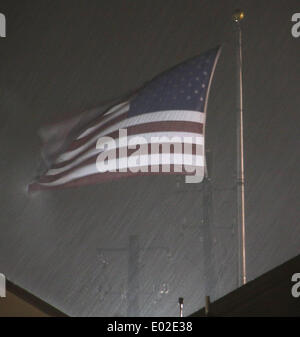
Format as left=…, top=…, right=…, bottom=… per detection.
left=233, top=9, right=246, bottom=286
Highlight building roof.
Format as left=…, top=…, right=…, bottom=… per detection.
left=191, top=254, right=300, bottom=316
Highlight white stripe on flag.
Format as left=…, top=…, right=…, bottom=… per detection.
left=56, top=109, right=205, bottom=163
left=77, top=101, right=130, bottom=139
left=40, top=154, right=204, bottom=186
left=47, top=132, right=204, bottom=176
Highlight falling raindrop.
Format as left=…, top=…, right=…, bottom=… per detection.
left=98, top=283, right=112, bottom=301
left=160, top=283, right=169, bottom=294
left=120, top=286, right=127, bottom=301
left=97, top=249, right=109, bottom=268
left=166, top=248, right=173, bottom=262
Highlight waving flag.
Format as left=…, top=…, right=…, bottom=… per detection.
left=29, top=47, right=221, bottom=191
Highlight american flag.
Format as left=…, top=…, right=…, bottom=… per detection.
left=29, top=47, right=221, bottom=191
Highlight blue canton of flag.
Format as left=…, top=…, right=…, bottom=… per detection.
left=130, top=47, right=220, bottom=116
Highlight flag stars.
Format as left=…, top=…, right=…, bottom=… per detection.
left=129, top=48, right=217, bottom=116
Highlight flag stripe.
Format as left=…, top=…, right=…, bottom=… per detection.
left=29, top=167, right=203, bottom=191
left=56, top=110, right=204, bottom=162
left=40, top=143, right=203, bottom=182
left=54, top=120, right=203, bottom=166
left=77, top=101, right=130, bottom=139
left=37, top=154, right=204, bottom=187
left=49, top=131, right=204, bottom=172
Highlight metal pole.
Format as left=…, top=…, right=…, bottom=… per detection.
left=179, top=297, right=184, bottom=317
left=203, top=150, right=215, bottom=296
left=233, top=10, right=247, bottom=286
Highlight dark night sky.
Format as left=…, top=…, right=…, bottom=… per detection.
left=0, top=0, right=299, bottom=316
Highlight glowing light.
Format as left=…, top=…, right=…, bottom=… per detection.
left=233, top=9, right=245, bottom=23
